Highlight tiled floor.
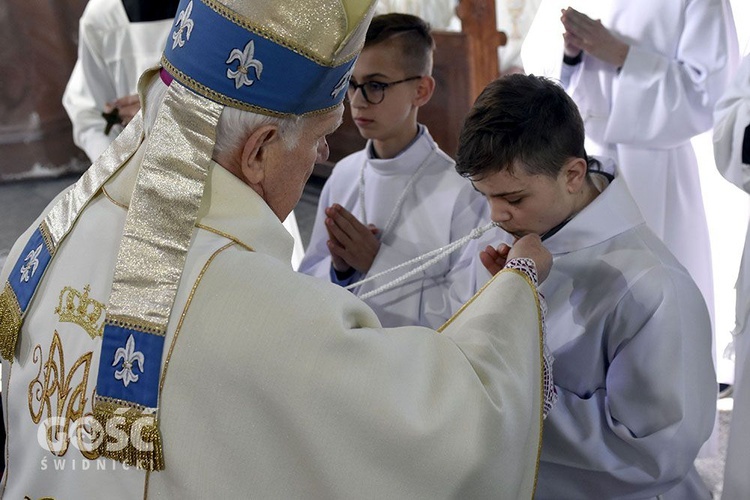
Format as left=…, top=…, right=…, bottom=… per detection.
left=0, top=172, right=732, bottom=496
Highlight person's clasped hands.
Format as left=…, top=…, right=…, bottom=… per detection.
left=560, top=7, right=629, bottom=68
left=325, top=203, right=382, bottom=275
left=102, top=93, right=141, bottom=134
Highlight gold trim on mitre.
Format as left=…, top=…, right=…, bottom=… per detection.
left=217, top=0, right=375, bottom=66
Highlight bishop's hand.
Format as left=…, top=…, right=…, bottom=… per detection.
left=325, top=204, right=381, bottom=274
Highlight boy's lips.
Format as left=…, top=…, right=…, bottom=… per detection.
left=354, top=117, right=374, bottom=126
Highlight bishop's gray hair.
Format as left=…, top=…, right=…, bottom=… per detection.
left=142, top=74, right=306, bottom=161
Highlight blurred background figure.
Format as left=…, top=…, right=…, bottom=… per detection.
left=495, top=0, right=541, bottom=74
left=62, top=0, right=179, bottom=162
left=375, top=0, right=542, bottom=75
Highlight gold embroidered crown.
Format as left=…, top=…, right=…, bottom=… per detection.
left=55, top=285, right=106, bottom=339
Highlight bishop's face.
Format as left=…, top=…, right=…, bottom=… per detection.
left=471, top=162, right=579, bottom=239
left=263, top=106, right=343, bottom=221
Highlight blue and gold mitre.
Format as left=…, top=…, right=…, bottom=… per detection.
left=162, top=0, right=375, bottom=116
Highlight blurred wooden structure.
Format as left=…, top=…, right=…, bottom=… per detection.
left=317, top=0, right=506, bottom=178
left=0, top=0, right=89, bottom=181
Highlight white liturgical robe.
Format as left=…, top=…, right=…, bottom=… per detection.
left=534, top=171, right=715, bottom=499
left=713, top=54, right=750, bottom=500
left=299, top=127, right=487, bottom=329
left=0, top=146, right=546, bottom=498
left=521, top=0, right=739, bottom=332
left=458, top=163, right=716, bottom=499
left=62, top=0, right=173, bottom=162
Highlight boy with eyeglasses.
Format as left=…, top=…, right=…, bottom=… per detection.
left=299, top=13, right=487, bottom=328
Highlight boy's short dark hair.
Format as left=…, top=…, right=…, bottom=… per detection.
left=456, top=74, right=587, bottom=179
left=365, top=13, right=435, bottom=76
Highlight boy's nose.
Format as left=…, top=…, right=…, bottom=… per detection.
left=491, top=205, right=512, bottom=223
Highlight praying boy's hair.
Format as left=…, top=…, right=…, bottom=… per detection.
left=364, top=13, right=435, bottom=76
left=456, top=74, right=587, bottom=180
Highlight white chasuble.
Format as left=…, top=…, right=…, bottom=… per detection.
left=1, top=149, right=545, bottom=498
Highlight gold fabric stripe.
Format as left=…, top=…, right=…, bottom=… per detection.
left=0, top=283, right=22, bottom=360
left=436, top=267, right=546, bottom=488
left=44, top=114, right=144, bottom=245
left=93, top=401, right=164, bottom=471
left=102, top=187, right=128, bottom=210
left=501, top=268, right=546, bottom=495
left=95, top=393, right=148, bottom=412
left=195, top=224, right=254, bottom=252
left=106, top=315, right=166, bottom=337
left=436, top=267, right=523, bottom=333
left=203, top=0, right=354, bottom=67
left=107, top=83, right=222, bottom=328
left=159, top=242, right=236, bottom=394
left=39, top=221, right=56, bottom=257
left=100, top=196, right=254, bottom=253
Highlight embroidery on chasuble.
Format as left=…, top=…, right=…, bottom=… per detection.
left=26, top=285, right=106, bottom=460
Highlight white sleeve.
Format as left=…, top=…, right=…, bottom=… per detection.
left=606, top=0, right=738, bottom=147
left=297, top=178, right=335, bottom=279
left=713, top=54, right=750, bottom=192
left=62, top=11, right=119, bottom=162
left=520, top=0, right=566, bottom=80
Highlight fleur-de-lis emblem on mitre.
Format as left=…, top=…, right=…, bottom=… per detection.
left=19, top=243, right=43, bottom=283
left=112, top=334, right=145, bottom=387
left=172, top=0, right=194, bottom=49
left=226, top=40, right=263, bottom=90
left=331, top=64, right=355, bottom=99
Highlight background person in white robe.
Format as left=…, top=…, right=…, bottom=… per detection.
left=495, top=0, right=542, bottom=74
left=521, top=0, right=739, bottom=382
left=457, top=74, right=716, bottom=499
left=0, top=0, right=555, bottom=496
left=299, top=14, right=487, bottom=329
left=713, top=53, right=750, bottom=500
left=62, top=0, right=305, bottom=268
left=62, top=0, right=178, bottom=163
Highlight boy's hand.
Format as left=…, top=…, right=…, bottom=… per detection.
left=325, top=204, right=381, bottom=274
left=479, top=243, right=512, bottom=276
left=480, top=234, right=552, bottom=284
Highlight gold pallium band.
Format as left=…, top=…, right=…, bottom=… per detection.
left=93, top=400, right=164, bottom=470
left=93, top=77, right=223, bottom=471
left=0, top=283, right=22, bottom=360
left=44, top=114, right=145, bottom=246
left=105, top=81, right=221, bottom=326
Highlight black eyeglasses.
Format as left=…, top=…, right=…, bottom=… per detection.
left=346, top=76, right=423, bottom=105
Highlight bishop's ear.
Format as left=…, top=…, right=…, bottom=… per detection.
left=239, top=124, right=280, bottom=186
